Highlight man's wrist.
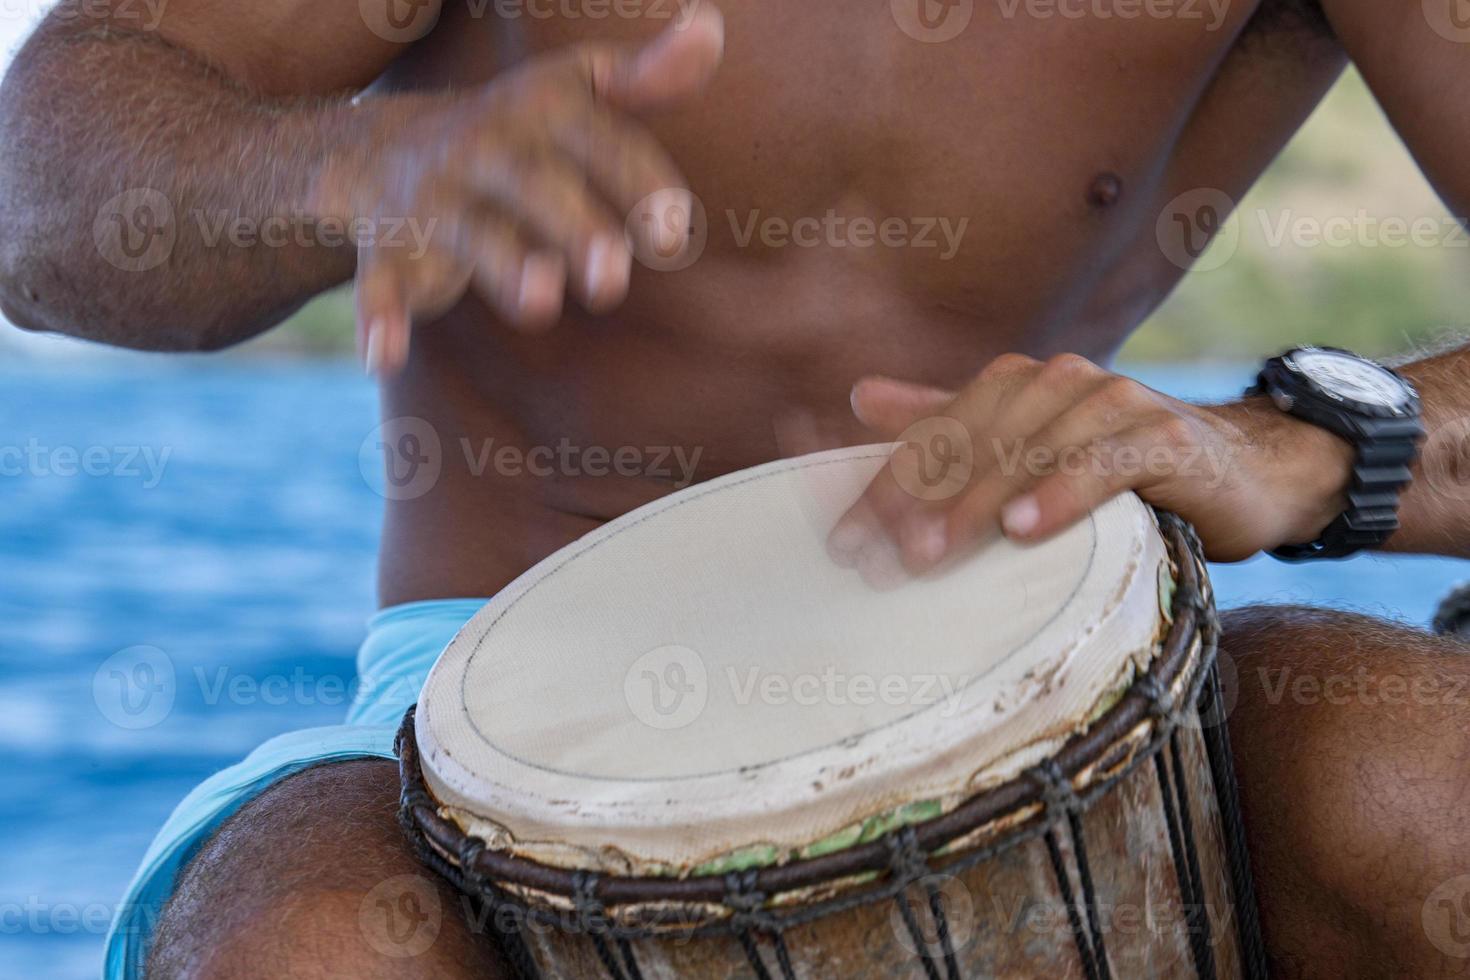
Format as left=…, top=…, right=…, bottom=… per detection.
left=1217, top=397, right=1357, bottom=551
left=1281, top=409, right=1358, bottom=548
left=295, top=97, right=384, bottom=227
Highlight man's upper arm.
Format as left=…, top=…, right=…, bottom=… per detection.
left=1321, top=0, right=1470, bottom=214
left=46, top=0, right=442, bottom=95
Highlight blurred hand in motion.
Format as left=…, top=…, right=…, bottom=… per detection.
left=829, top=353, right=1356, bottom=572
left=310, top=4, right=725, bottom=374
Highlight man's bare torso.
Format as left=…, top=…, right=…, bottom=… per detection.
left=375, top=0, right=1344, bottom=604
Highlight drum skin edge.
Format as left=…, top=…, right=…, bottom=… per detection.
left=415, top=450, right=1170, bottom=876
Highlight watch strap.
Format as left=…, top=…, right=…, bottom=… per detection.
left=1272, top=472, right=1411, bottom=561
left=1257, top=368, right=1423, bottom=562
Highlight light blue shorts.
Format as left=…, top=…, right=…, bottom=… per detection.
left=102, top=598, right=488, bottom=980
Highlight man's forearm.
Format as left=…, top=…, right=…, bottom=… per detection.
left=1383, top=345, right=1470, bottom=558
left=0, top=20, right=360, bottom=351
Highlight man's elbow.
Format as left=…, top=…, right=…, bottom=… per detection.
left=0, top=258, right=64, bottom=336
left=0, top=261, right=261, bottom=353
left=0, top=289, right=44, bottom=334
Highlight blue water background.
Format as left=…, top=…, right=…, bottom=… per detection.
left=1, top=359, right=1464, bottom=979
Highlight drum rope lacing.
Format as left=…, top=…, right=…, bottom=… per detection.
left=397, top=513, right=1270, bottom=980
left=571, top=872, right=649, bottom=980
left=723, top=871, right=800, bottom=980
left=1136, top=663, right=1221, bottom=980
left=886, top=828, right=961, bottom=980
left=1202, top=639, right=1271, bottom=978
left=1031, top=759, right=1113, bottom=980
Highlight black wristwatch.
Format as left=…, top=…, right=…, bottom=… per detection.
left=1246, top=347, right=1424, bottom=562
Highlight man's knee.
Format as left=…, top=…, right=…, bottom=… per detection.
left=147, top=758, right=510, bottom=979
left=1220, top=604, right=1470, bottom=976
left=1221, top=602, right=1470, bottom=749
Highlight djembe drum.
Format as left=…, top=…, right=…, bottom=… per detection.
left=398, top=446, right=1266, bottom=979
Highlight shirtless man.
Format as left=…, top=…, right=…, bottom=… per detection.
left=4, top=0, right=1470, bottom=976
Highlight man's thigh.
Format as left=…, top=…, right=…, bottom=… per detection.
left=148, top=606, right=1470, bottom=980
left=147, top=758, right=512, bottom=980
left=1222, top=604, right=1470, bottom=980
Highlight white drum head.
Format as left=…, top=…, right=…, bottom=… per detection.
left=417, top=446, right=1171, bottom=874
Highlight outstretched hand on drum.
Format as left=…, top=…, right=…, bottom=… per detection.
left=829, top=353, right=1357, bottom=569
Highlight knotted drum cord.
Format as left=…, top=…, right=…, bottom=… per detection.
left=886, top=827, right=961, bottom=980
left=1031, top=758, right=1111, bottom=980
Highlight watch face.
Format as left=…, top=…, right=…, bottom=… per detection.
left=1288, top=348, right=1411, bottom=409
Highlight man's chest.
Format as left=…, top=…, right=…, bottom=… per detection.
left=393, top=0, right=1340, bottom=324
left=417, top=1, right=1254, bottom=154
left=403, top=1, right=1330, bottom=213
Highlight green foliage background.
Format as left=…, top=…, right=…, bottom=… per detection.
left=1121, top=69, right=1470, bottom=362
left=263, top=70, right=1469, bottom=364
